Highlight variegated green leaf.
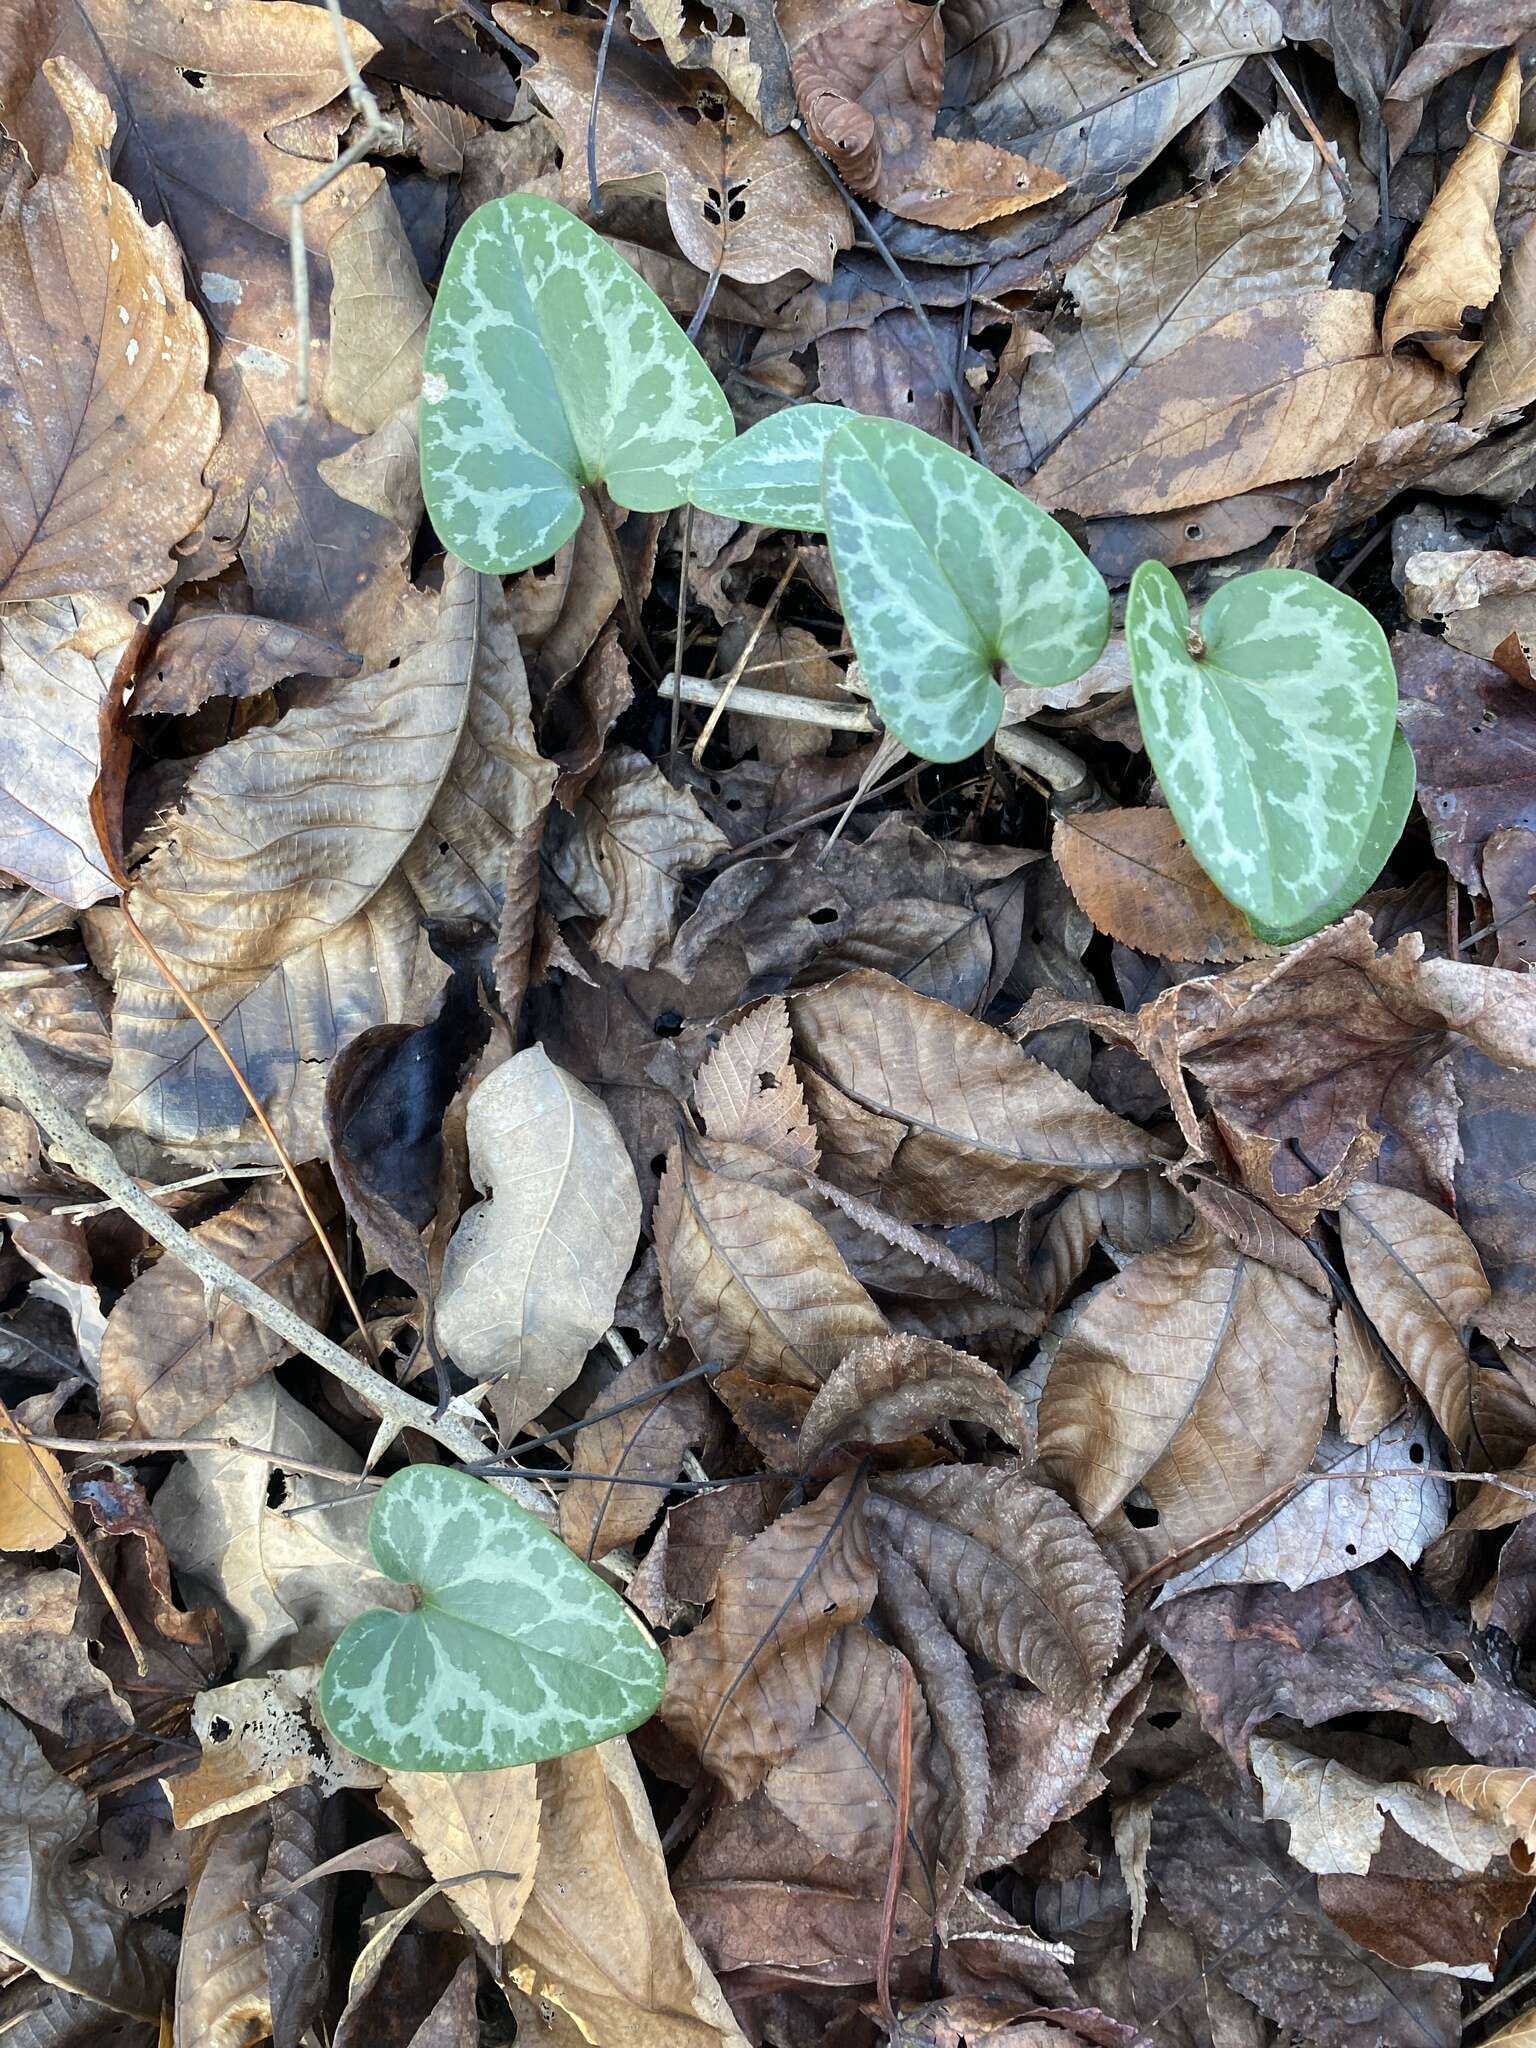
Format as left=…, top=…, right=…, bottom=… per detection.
left=1250, top=729, right=1416, bottom=944
left=690, top=403, right=847, bottom=529
left=318, top=1466, right=665, bottom=1773
left=822, top=418, right=1109, bottom=763
left=421, top=194, right=734, bottom=573
left=1126, top=561, right=1399, bottom=931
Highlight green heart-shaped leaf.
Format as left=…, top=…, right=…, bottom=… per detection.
left=1249, top=727, right=1416, bottom=944
left=690, top=403, right=848, bottom=530
left=1126, top=561, right=1399, bottom=931
left=318, top=1466, right=665, bottom=1773
left=823, top=418, right=1109, bottom=763
left=421, top=194, right=734, bottom=574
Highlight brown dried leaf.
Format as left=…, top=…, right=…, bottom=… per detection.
left=1029, top=290, right=1455, bottom=518
left=1039, top=1229, right=1333, bottom=1540
left=800, top=1333, right=1032, bottom=1461
left=655, top=1147, right=887, bottom=1389
left=1253, top=1736, right=1515, bottom=1876
left=176, top=1806, right=268, bottom=2047
left=792, top=969, right=1161, bottom=1225
left=1334, top=1300, right=1409, bottom=1443
left=943, top=0, right=1061, bottom=103
left=0, top=1561, right=128, bottom=1743
left=0, top=60, right=217, bottom=603
left=500, top=4, right=848, bottom=284
left=694, top=997, right=819, bottom=1172
left=869, top=1465, right=1123, bottom=1708
left=1382, top=53, right=1522, bottom=365
left=1053, top=810, right=1259, bottom=965
left=977, top=1685, right=1109, bottom=1869
left=559, top=1343, right=712, bottom=1564
left=137, top=613, right=359, bottom=720
left=1177, top=1174, right=1330, bottom=1293
left=1416, top=1765, right=1536, bottom=1864
left=1395, top=630, right=1536, bottom=893
left=98, top=1179, right=336, bottom=1439
left=780, top=0, right=1063, bottom=228
left=0, top=1439, right=70, bottom=1551
left=659, top=1470, right=876, bottom=1799
left=1340, top=1183, right=1490, bottom=1453
left=322, top=177, right=430, bottom=436
left=379, top=1765, right=541, bottom=1948
left=1467, top=218, right=1536, bottom=429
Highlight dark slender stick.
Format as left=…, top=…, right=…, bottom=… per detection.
left=498, top=1360, right=720, bottom=1460
left=587, top=0, right=624, bottom=216
left=671, top=503, right=694, bottom=766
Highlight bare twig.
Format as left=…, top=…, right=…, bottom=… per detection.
left=587, top=0, right=625, bottom=216
left=670, top=503, right=694, bottom=767
left=0, top=1429, right=372, bottom=1489
left=875, top=1656, right=915, bottom=2038
left=1263, top=55, right=1352, bottom=204
left=692, top=547, right=803, bottom=764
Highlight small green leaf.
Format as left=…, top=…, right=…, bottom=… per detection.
left=822, top=418, right=1109, bottom=764
left=318, top=1466, right=665, bottom=1773
left=690, top=404, right=847, bottom=529
left=1248, top=728, right=1416, bottom=944
left=421, top=194, right=734, bottom=574
left=1126, top=562, right=1398, bottom=931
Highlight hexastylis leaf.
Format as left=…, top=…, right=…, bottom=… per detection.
left=420, top=193, right=735, bottom=574
left=1125, top=561, right=1400, bottom=932
left=690, top=403, right=848, bottom=530
left=318, top=1466, right=665, bottom=1773
left=822, top=417, right=1110, bottom=764
left=1247, top=728, right=1416, bottom=945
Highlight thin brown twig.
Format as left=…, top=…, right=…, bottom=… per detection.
left=876, top=1656, right=915, bottom=2039
left=1465, top=1962, right=1536, bottom=2030
left=0, top=1428, right=371, bottom=1489
left=1263, top=55, right=1352, bottom=204
left=587, top=0, right=625, bottom=216
left=670, top=502, right=694, bottom=767
left=692, top=547, right=803, bottom=764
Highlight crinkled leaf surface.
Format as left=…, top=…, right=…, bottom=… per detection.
left=421, top=193, right=734, bottom=573
left=319, top=1466, right=665, bottom=1773
left=691, top=404, right=848, bottom=530
left=1125, top=561, right=1399, bottom=930
left=824, top=417, right=1109, bottom=761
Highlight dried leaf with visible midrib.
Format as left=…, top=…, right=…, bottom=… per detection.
left=0, top=60, right=218, bottom=605
left=868, top=1465, right=1122, bottom=1708
left=379, top=1765, right=541, bottom=1948
left=1416, top=1766, right=1536, bottom=1864
left=655, top=1147, right=887, bottom=1389
left=694, top=997, right=819, bottom=1172
left=791, top=969, right=1162, bottom=1225
left=1053, top=809, right=1259, bottom=965
left=1038, top=1228, right=1333, bottom=1540
left=659, top=1471, right=876, bottom=1800
left=1340, top=1183, right=1490, bottom=1453
left=559, top=1344, right=712, bottom=1563
left=799, top=1332, right=1031, bottom=1461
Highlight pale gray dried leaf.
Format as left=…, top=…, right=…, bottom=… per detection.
left=323, top=174, right=429, bottom=435
left=659, top=1471, right=876, bottom=1800
left=102, top=560, right=555, bottom=1159
left=316, top=402, right=424, bottom=531
left=98, top=1178, right=335, bottom=1439
left=1341, top=1183, right=1490, bottom=1453
left=0, top=1561, right=129, bottom=1744
left=1252, top=1736, right=1516, bottom=1877
left=380, top=1764, right=541, bottom=1948
left=1158, top=1411, right=1450, bottom=1598
left=1334, top=1300, right=1408, bottom=1444
left=799, top=1332, right=1031, bottom=1460
left=1038, top=1230, right=1333, bottom=1545
left=168, top=1667, right=382, bottom=1828
left=547, top=745, right=730, bottom=970
left=869, top=1464, right=1123, bottom=1708
left=977, top=1683, right=1109, bottom=1868
left=560, top=1343, right=712, bottom=1563
left=693, top=996, right=818, bottom=1172
left=655, top=1147, right=887, bottom=1389
left=791, top=969, right=1161, bottom=1225
left=153, top=1378, right=409, bottom=1671
left=436, top=1046, right=642, bottom=1434
left=175, top=1805, right=269, bottom=2048
left=0, top=1703, right=162, bottom=2017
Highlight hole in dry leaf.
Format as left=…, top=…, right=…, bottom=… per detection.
left=807, top=905, right=838, bottom=924
left=1344, top=1542, right=1357, bottom=1556
left=207, top=1716, right=232, bottom=1742
left=650, top=1153, right=667, bottom=1177
left=1184, top=523, right=1203, bottom=541
left=1124, top=1498, right=1159, bottom=1528
left=1148, top=1709, right=1180, bottom=1730
left=266, top=1468, right=290, bottom=1510
left=757, top=1071, right=777, bottom=1090
left=697, top=91, right=726, bottom=121
left=1409, top=1440, right=1426, bottom=1463
left=179, top=66, right=210, bottom=88
left=677, top=105, right=702, bottom=124
left=1436, top=1653, right=1475, bottom=1683
left=653, top=1010, right=684, bottom=1037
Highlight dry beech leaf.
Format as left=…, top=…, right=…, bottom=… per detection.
left=659, top=1470, right=876, bottom=1799
left=1029, top=289, right=1456, bottom=519
left=505, top=1739, right=747, bottom=2048
left=1177, top=1174, right=1330, bottom=1295
left=1416, top=1766, right=1536, bottom=1867
left=868, top=1464, right=1123, bottom=1709
left=0, top=59, right=218, bottom=604
left=779, top=0, right=1063, bottom=228
left=559, top=1343, right=712, bottom=1563
left=1340, top=1183, right=1490, bottom=1453
left=176, top=1805, right=268, bottom=2047
left=136, top=612, right=360, bottom=719
left=1334, top=1299, right=1407, bottom=1444
left=323, top=176, right=429, bottom=436
left=791, top=969, right=1161, bottom=1225
left=0, top=597, right=142, bottom=909
left=1038, top=1227, right=1333, bottom=1542
left=0, top=1439, right=71, bottom=1552
left=1253, top=1737, right=1516, bottom=1877
left=548, top=745, right=730, bottom=971
left=799, top=1332, right=1032, bottom=1461
left=436, top=1046, right=642, bottom=1435
left=1466, top=217, right=1536, bottom=430
left=693, top=996, right=819, bottom=1172
left=655, top=1147, right=887, bottom=1389
left=1381, top=53, right=1522, bottom=368
left=501, top=4, right=847, bottom=284
left=1052, top=809, right=1260, bottom=964
left=103, top=560, right=555, bottom=1158
left=627, top=0, right=797, bottom=131
left=98, top=1178, right=336, bottom=1440
left=379, top=1766, right=541, bottom=1949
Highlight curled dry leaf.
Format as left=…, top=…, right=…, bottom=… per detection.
left=1340, top=1183, right=1490, bottom=1453
left=1466, top=217, right=1536, bottom=430
left=559, top=1343, right=713, bottom=1564
left=176, top=1805, right=269, bottom=2048
left=1418, top=1766, right=1536, bottom=1868
left=1334, top=1300, right=1407, bottom=1444
left=1253, top=1736, right=1516, bottom=1877
left=380, top=1765, right=541, bottom=1949
left=799, top=1331, right=1032, bottom=1461
left=1052, top=809, right=1260, bottom=965
left=655, top=1147, right=887, bottom=1389
left=791, top=969, right=1161, bottom=1225
left=136, top=613, right=360, bottom=719
left=435, top=1045, right=642, bottom=1435
left=659, top=1470, right=876, bottom=1799
left=98, top=1177, right=337, bottom=1439
left=0, top=59, right=218, bottom=604
left=868, top=1464, right=1123, bottom=1708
